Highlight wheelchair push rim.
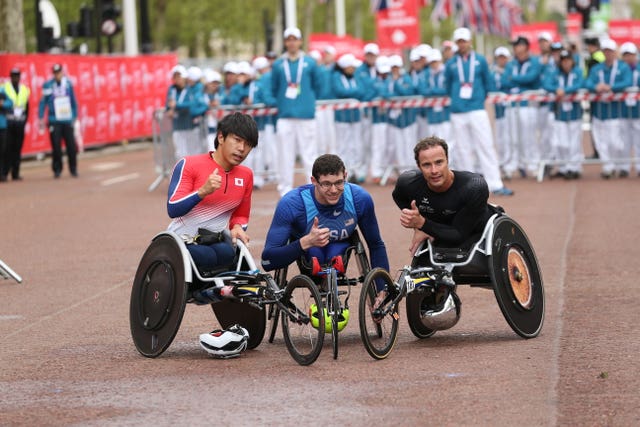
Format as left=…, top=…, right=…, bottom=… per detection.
left=359, top=268, right=399, bottom=360
left=130, top=235, right=189, bottom=358
left=490, top=216, right=545, bottom=339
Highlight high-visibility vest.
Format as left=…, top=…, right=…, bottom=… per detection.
left=3, top=81, right=30, bottom=109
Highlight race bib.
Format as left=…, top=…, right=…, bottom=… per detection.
left=285, top=84, right=299, bottom=99
left=53, top=96, right=72, bottom=120
left=13, top=107, right=24, bottom=118
left=561, top=102, right=573, bottom=112
left=459, top=84, right=473, bottom=99
left=625, top=98, right=637, bottom=107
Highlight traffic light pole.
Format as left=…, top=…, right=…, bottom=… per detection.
left=95, top=0, right=102, bottom=53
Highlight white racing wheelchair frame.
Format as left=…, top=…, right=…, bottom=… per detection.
left=129, top=231, right=325, bottom=365
left=371, top=213, right=545, bottom=341
left=0, top=259, right=22, bottom=284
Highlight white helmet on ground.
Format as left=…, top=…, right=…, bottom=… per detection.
left=199, top=324, right=249, bottom=358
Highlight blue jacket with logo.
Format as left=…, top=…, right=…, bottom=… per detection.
left=38, top=77, right=78, bottom=124
left=501, top=55, right=543, bottom=107
left=542, top=66, right=584, bottom=122
left=585, top=60, right=632, bottom=120
left=271, top=54, right=322, bottom=119
left=331, top=68, right=364, bottom=123
left=444, top=51, right=493, bottom=113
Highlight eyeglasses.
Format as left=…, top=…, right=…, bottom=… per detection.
left=317, top=179, right=345, bottom=190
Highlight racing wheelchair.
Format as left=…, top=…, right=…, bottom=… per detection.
left=370, top=208, right=544, bottom=342
left=129, top=231, right=326, bottom=365
left=266, top=230, right=401, bottom=361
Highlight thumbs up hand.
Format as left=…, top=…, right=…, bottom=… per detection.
left=198, top=168, right=223, bottom=198
left=300, top=217, right=331, bottom=250
left=400, top=200, right=426, bottom=229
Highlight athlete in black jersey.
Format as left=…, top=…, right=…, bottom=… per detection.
left=392, top=136, right=494, bottom=253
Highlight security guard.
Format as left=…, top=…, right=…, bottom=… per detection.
left=3, top=68, right=30, bottom=181
left=38, top=63, right=79, bottom=178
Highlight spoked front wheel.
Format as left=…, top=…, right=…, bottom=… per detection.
left=281, top=275, right=325, bottom=366
left=359, top=268, right=399, bottom=360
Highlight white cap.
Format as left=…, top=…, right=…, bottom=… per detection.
left=187, top=66, right=202, bottom=81
left=416, top=44, right=432, bottom=58
left=453, top=27, right=472, bottom=42
left=409, top=48, right=421, bottom=62
left=538, top=31, right=552, bottom=42
left=324, top=45, right=337, bottom=55
left=389, top=54, right=403, bottom=68
left=283, top=27, right=302, bottom=39
left=236, top=61, right=253, bottom=76
left=364, top=43, right=380, bottom=55
left=309, top=50, right=322, bottom=61
left=171, top=64, right=187, bottom=78
left=204, top=69, right=222, bottom=83
left=426, top=49, right=443, bottom=63
left=494, top=46, right=511, bottom=58
left=252, top=56, right=270, bottom=71
left=337, top=53, right=356, bottom=69
left=375, top=55, right=390, bottom=74
left=600, top=38, right=617, bottom=51
left=223, top=61, right=238, bottom=74
left=354, top=58, right=363, bottom=68
left=620, top=41, right=638, bottom=55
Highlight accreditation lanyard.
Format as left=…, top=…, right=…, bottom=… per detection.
left=559, top=72, right=575, bottom=112
left=509, top=60, right=530, bottom=94
left=429, top=69, right=445, bottom=111
left=284, top=55, right=304, bottom=99
left=340, top=75, right=355, bottom=89
left=598, top=60, right=618, bottom=87
left=457, top=52, right=475, bottom=99
left=248, top=81, right=256, bottom=103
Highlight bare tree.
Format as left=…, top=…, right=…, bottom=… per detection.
left=0, top=0, right=26, bottom=53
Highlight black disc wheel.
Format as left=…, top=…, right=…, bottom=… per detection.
left=281, top=275, right=325, bottom=366
left=405, top=288, right=438, bottom=339
left=490, top=216, right=545, bottom=338
left=130, top=235, right=188, bottom=357
left=359, top=268, right=399, bottom=360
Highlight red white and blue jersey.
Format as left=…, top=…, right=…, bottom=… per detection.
left=167, top=153, right=253, bottom=237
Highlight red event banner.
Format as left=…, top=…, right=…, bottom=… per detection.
left=0, top=53, right=177, bottom=156
left=608, top=20, right=640, bottom=47
left=511, top=22, right=559, bottom=55
left=565, top=13, right=583, bottom=41
left=376, top=0, right=420, bottom=50
left=309, top=33, right=366, bottom=59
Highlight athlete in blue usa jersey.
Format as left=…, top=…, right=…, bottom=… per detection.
left=261, top=154, right=389, bottom=278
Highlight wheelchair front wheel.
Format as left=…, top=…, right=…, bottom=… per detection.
left=405, top=289, right=438, bottom=339
left=281, top=275, right=325, bottom=366
left=359, top=268, right=399, bottom=360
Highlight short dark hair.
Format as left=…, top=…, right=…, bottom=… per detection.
left=414, top=135, right=449, bottom=164
left=312, top=154, right=345, bottom=179
left=216, top=112, right=259, bottom=149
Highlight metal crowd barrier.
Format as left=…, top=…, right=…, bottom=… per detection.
left=148, top=110, right=209, bottom=192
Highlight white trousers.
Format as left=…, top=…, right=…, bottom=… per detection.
left=416, top=115, right=429, bottom=140
left=619, top=118, right=640, bottom=172
left=316, top=108, right=336, bottom=155
left=507, top=105, right=540, bottom=174
left=370, top=122, right=389, bottom=178
left=388, top=123, right=417, bottom=173
left=427, top=121, right=454, bottom=169
left=276, top=118, right=317, bottom=197
left=335, top=121, right=365, bottom=179
left=450, top=110, right=504, bottom=191
left=591, top=118, right=622, bottom=174
left=494, top=116, right=513, bottom=172
left=552, top=120, right=584, bottom=173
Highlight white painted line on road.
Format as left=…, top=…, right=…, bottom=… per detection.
left=3, top=278, right=131, bottom=340
left=101, top=173, right=140, bottom=186
left=90, top=161, right=125, bottom=172
left=549, top=185, right=576, bottom=425
left=0, top=315, right=24, bottom=321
